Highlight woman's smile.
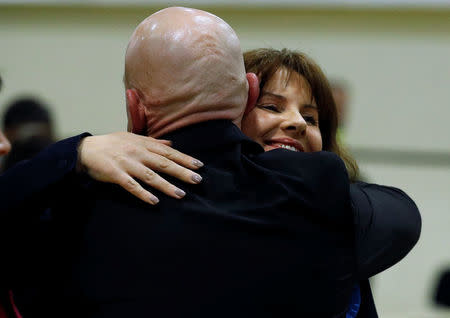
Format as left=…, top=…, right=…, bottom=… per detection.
left=242, top=67, right=323, bottom=153
left=264, top=137, right=304, bottom=152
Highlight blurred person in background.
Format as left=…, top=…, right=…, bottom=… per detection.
left=0, top=75, right=18, bottom=318
left=330, top=79, right=352, bottom=151
left=0, top=8, right=420, bottom=318
left=434, top=269, right=450, bottom=307
left=0, top=84, right=52, bottom=318
left=2, top=137, right=53, bottom=172
left=330, top=79, right=368, bottom=184
left=0, top=131, right=10, bottom=158
left=0, top=76, right=11, bottom=159
left=0, top=97, right=55, bottom=173
left=330, top=79, right=350, bottom=132
left=2, top=97, right=54, bottom=145
left=0, top=97, right=54, bottom=318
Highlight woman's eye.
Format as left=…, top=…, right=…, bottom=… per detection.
left=260, top=104, right=280, bottom=113
left=304, top=115, right=318, bottom=126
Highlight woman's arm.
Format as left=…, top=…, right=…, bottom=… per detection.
left=0, top=132, right=203, bottom=215
left=0, top=133, right=88, bottom=215
left=350, top=182, right=421, bottom=279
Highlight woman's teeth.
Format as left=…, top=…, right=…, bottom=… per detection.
left=278, top=144, right=298, bottom=152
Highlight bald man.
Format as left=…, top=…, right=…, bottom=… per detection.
left=5, top=7, right=420, bottom=318
left=122, top=7, right=251, bottom=139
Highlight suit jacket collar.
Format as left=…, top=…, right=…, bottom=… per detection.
left=160, top=120, right=264, bottom=155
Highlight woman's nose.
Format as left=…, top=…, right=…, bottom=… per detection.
left=281, top=112, right=307, bottom=135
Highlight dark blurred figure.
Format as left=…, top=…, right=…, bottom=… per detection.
left=1, top=97, right=55, bottom=172
left=0, top=76, right=12, bottom=158
left=0, top=131, right=11, bottom=158
left=434, top=269, right=450, bottom=307
left=0, top=77, right=20, bottom=318
left=2, top=97, right=54, bottom=145
left=330, top=79, right=350, bottom=130
left=2, top=136, right=53, bottom=172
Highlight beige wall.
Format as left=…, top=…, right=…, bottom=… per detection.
left=1, top=7, right=449, bottom=150
left=1, top=5, right=449, bottom=317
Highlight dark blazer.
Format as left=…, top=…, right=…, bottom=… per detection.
left=1, top=121, right=421, bottom=318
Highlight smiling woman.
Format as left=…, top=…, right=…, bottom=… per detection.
left=242, top=67, right=323, bottom=153
left=243, top=48, right=359, bottom=181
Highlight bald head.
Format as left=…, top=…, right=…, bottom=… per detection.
left=124, top=7, right=249, bottom=137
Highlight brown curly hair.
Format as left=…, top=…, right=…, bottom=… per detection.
left=244, top=48, right=359, bottom=181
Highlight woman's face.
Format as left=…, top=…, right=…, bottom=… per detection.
left=242, top=68, right=323, bottom=153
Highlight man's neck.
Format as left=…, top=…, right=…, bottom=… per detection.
left=157, top=119, right=258, bottom=155
left=147, top=112, right=243, bottom=139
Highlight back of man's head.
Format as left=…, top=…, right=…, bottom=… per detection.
left=124, top=7, right=250, bottom=138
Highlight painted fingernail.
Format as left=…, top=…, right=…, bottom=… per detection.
left=175, top=188, right=186, bottom=198
left=150, top=195, right=159, bottom=204
left=192, top=159, right=204, bottom=168
left=191, top=174, right=202, bottom=183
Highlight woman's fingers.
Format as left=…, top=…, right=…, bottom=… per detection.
left=156, top=139, right=172, bottom=146
left=116, top=172, right=160, bottom=205
left=141, top=152, right=203, bottom=185
left=77, top=132, right=205, bottom=204
left=145, top=138, right=204, bottom=170
left=127, top=163, right=188, bottom=200
left=112, top=145, right=202, bottom=202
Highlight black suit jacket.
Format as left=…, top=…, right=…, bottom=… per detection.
left=1, top=120, right=421, bottom=318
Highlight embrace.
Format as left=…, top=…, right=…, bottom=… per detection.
left=1, top=7, right=420, bottom=318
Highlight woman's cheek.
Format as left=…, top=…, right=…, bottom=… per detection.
left=242, top=112, right=260, bottom=140
left=310, top=128, right=323, bottom=152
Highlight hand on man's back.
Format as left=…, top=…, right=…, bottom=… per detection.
left=76, top=132, right=204, bottom=205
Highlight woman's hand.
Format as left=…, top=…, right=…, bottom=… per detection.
left=77, top=132, right=203, bottom=205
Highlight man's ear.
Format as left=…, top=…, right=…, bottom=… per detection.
left=244, top=73, right=260, bottom=116
left=126, top=89, right=146, bottom=135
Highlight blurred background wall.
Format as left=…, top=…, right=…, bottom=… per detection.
left=1, top=1, right=449, bottom=317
